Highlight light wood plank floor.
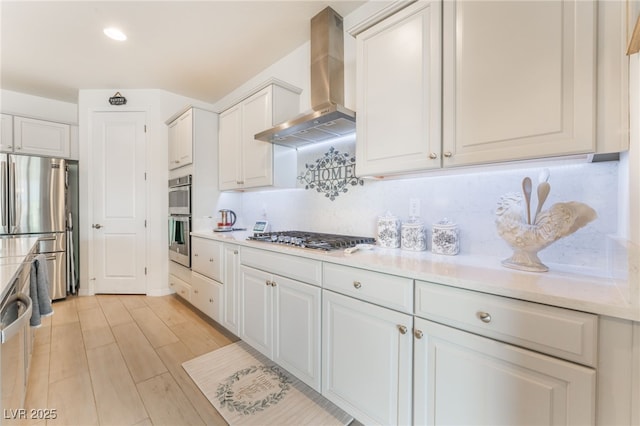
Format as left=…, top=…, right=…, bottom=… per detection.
left=20, top=294, right=238, bottom=426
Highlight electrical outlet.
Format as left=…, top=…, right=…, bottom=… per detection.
left=409, top=198, right=420, bottom=218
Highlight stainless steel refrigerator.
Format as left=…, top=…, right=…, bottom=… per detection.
left=0, top=154, right=67, bottom=300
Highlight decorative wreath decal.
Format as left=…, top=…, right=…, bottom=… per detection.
left=216, top=365, right=291, bottom=416
left=297, top=147, right=363, bottom=201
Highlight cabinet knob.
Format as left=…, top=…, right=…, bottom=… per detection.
left=429, top=152, right=438, bottom=160
left=16, top=146, right=22, bottom=150
left=265, top=280, right=271, bottom=286
left=271, top=280, right=276, bottom=287
left=444, top=151, right=453, bottom=158
left=194, top=253, right=199, bottom=257
left=194, top=289, right=199, bottom=294
left=353, top=281, right=362, bottom=289
left=209, top=298, right=213, bottom=303
left=237, top=180, right=244, bottom=185
left=209, top=258, right=214, bottom=262
left=478, top=311, right=492, bottom=323
left=234, top=250, right=239, bottom=255
left=398, top=325, right=408, bottom=335
left=414, top=329, right=424, bottom=339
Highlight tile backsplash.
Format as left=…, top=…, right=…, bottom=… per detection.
left=222, top=140, right=619, bottom=273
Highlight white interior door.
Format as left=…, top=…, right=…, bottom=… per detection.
left=91, top=111, right=146, bottom=294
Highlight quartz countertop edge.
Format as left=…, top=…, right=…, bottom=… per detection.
left=192, top=230, right=639, bottom=322
left=0, top=236, right=41, bottom=300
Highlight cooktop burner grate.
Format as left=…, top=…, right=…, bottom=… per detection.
left=247, top=231, right=376, bottom=251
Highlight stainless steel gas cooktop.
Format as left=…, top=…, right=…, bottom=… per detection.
left=247, top=231, right=376, bottom=251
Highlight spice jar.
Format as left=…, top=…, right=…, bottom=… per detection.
left=377, top=212, right=400, bottom=248
left=431, top=218, right=459, bottom=255
left=401, top=219, right=426, bottom=251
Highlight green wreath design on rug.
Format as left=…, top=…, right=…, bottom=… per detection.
left=216, top=365, right=292, bottom=415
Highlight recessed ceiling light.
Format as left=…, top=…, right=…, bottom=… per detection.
left=103, top=27, right=127, bottom=41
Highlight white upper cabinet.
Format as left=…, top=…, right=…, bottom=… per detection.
left=442, top=0, right=596, bottom=166
left=0, top=114, right=13, bottom=152
left=355, top=0, right=442, bottom=176
left=218, top=81, right=300, bottom=191
left=167, top=108, right=193, bottom=170
left=8, top=116, right=70, bottom=158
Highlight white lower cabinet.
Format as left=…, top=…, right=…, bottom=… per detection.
left=239, top=265, right=322, bottom=392
left=169, top=273, right=191, bottom=301
left=190, top=271, right=223, bottom=323
left=322, top=290, right=413, bottom=425
left=413, top=317, right=596, bottom=425
left=222, top=244, right=240, bottom=336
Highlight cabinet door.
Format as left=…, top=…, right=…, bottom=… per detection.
left=273, top=275, right=321, bottom=392
left=241, top=87, right=273, bottom=188
left=168, top=118, right=180, bottom=169
left=222, top=244, right=240, bottom=335
left=239, top=266, right=273, bottom=358
left=191, top=237, right=223, bottom=281
left=356, top=1, right=442, bottom=176
left=322, top=290, right=412, bottom=425
left=1, top=114, right=13, bottom=152
left=177, top=109, right=193, bottom=167
left=14, top=116, right=70, bottom=158
left=218, top=105, right=243, bottom=190
left=191, top=271, right=223, bottom=323
left=442, top=0, right=596, bottom=166
left=413, top=317, right=595, bottom=426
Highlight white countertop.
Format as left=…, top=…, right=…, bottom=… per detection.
left=192, top=230, right=640, bottom=322
left=0, top=236, right=40, bottom=299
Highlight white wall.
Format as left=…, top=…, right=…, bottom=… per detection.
left=77, top=89, right=214, bottom=296
left=1, top=89, right=78, bottom=124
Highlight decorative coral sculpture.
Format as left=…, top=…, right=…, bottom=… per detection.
left=495, top=181, right=597, bottom=272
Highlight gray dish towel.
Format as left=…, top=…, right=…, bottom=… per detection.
left=30, top=253, right=54, bottom=327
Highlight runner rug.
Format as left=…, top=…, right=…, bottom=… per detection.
left=182, top=341, right=353, bottom=425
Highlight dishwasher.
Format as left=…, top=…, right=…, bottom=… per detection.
left=0, top=262, right=33, bottom=416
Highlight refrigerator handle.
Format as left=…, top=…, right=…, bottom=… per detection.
left=0, top=161, right=6, bottom=227
left=9, top=161, right=15, bottom=229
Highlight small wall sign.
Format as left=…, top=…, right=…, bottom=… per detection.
left=109, top=92, right=127, bottom=105
left=297, top=147, right=363, bottom=201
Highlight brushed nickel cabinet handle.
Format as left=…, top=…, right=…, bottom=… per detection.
left=398, top=325, right=408, bottom=335
left=353, top=281, right=362, bottom=289
left=478, top=312, right=492, bottom=323
left=444, top=151, right=453, bottom=158
left=414, top=329, right=424, bottom=339
left=429, top=152, right=438, bottom=160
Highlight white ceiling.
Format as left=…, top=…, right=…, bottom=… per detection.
left=1, top=1, right=365, bottom=105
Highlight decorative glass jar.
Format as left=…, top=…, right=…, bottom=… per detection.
left=431, top=219, right=459, bottom=255
left=401, top=219, right=426, bottom=251
left=377, top=212, right=401, bottom=248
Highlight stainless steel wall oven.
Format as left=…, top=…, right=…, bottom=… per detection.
left=168, top=175, right=191, bottom=268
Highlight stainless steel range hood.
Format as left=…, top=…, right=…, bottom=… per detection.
left=255, top=7, right=356, bottom=147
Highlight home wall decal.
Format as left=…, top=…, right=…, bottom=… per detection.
left=297, top=147, right=363, bottom=201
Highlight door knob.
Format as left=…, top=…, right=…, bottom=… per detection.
left=92, top=224, right=103, bottom=229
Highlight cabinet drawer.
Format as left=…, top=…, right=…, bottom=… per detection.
left=192, top=237, right=223, bottom=281
left=415, top=281, right=598, bottom=366
left=323, top=263, right=413, bottom=313
left=241, top=247, right=321, bottom=286
left=169, top=273, right=191, bottom=301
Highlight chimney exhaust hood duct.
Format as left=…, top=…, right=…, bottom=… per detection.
left=255, top=7, right=356, bottom=147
